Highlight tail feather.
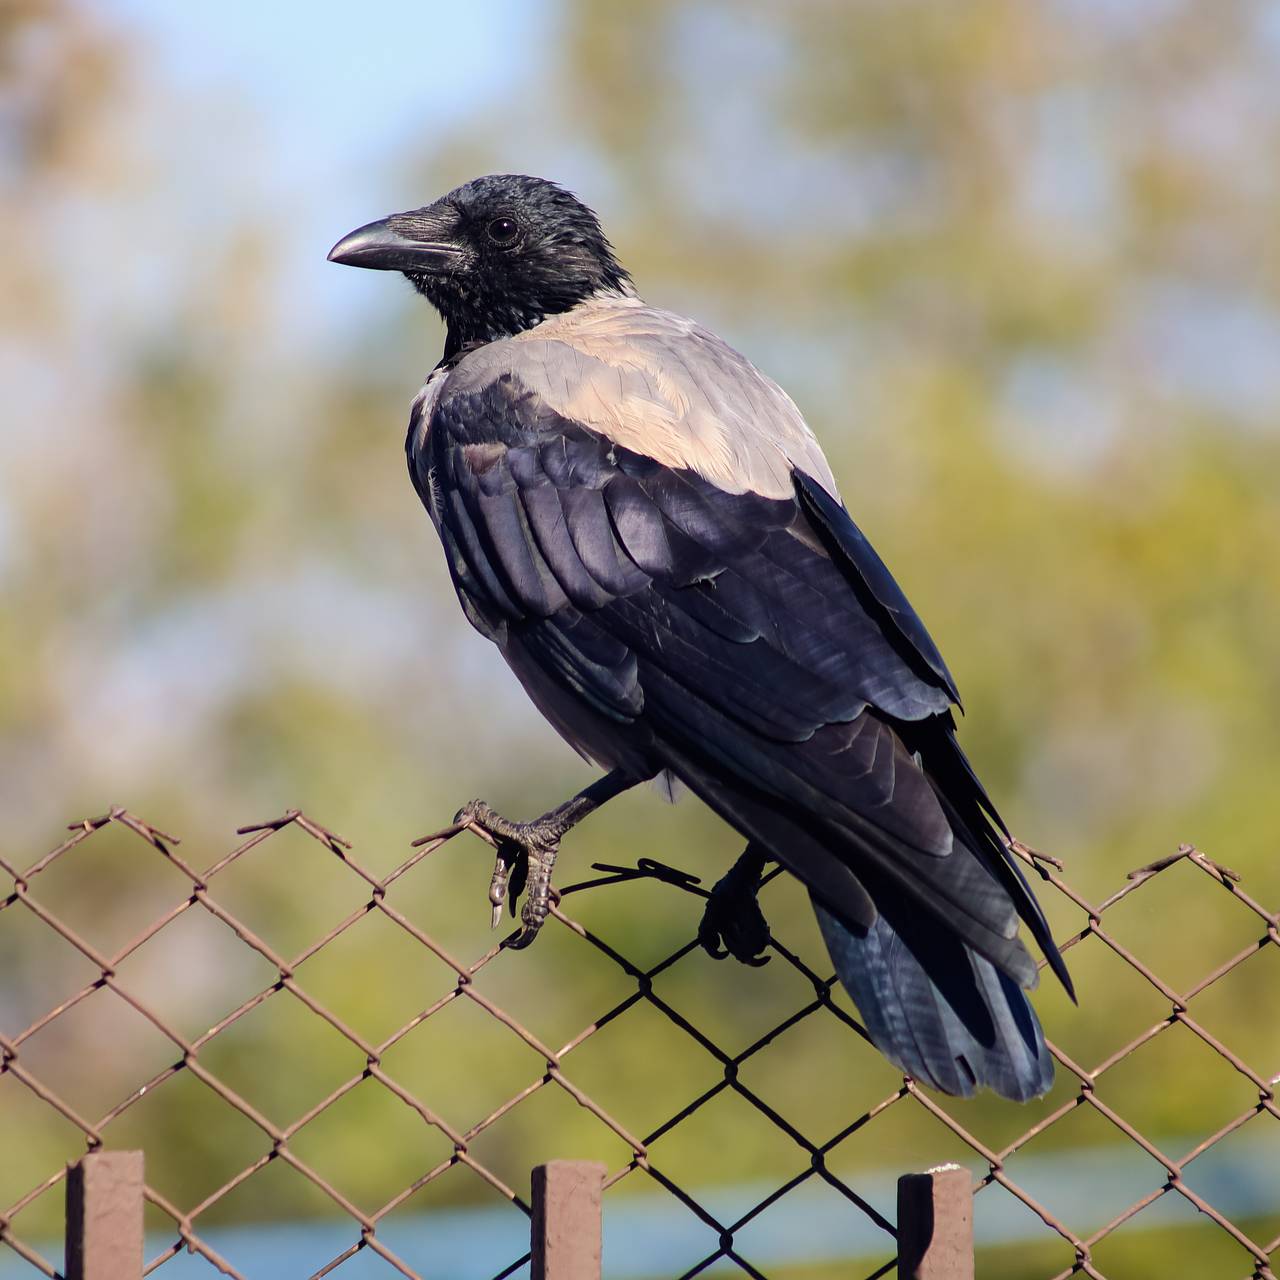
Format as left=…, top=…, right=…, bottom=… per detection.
left=814, top=897, right=1053, bottom=1101
left=652, top=722, right=1059, bottom=1101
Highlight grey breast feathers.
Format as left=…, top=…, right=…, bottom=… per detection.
left=436, top=292, right=839, bottom=501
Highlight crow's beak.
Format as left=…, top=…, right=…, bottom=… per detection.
left=327, top=216, right=463, bottom=274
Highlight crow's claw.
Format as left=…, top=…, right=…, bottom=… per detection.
left=697, top=853, right=772, bottom=967
left=454, top=798, right=561, bottom=947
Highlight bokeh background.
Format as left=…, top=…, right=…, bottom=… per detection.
left=3, top=1, right=1279, bottom=1277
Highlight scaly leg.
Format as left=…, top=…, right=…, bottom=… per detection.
left=697, top=842, right=773, bottom=966
left=456, top=769, right=637, bottom=948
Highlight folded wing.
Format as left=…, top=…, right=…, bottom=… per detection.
left=419, top=374, right=1064, bottom=992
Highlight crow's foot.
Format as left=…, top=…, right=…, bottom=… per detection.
left=697, top=845, right=772, bottom=967
left=454, top=799, right=562, bottom=949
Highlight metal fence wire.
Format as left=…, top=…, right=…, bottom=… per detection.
left=1, top=806, right=1277, bottom=1279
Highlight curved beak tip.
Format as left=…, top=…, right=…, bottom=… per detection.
left=327, top=220, right=396, bottom=269
left=327, top=216, right=461, bottom=275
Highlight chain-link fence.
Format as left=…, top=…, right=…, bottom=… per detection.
left=2, top=807, right=1277, bottom=1279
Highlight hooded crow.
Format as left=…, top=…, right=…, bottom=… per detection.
left=329, top=174, right=1071, bottom=1101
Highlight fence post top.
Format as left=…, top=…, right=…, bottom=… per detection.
left=897, top=1165, right=974, bottom=1280
left=535, top=1160, right=606, bottom=1180
left=532, top=1160, right=606, bottom=1280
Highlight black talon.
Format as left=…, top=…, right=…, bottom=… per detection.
left=507, top=849, right=529, bottom=917
left=446, top=771, right=639, bottom=948
left=698, top=843, right=772, bottom=967
left=454, top=798, right=564, bottom=945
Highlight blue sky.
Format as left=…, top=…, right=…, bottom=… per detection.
left=110, top=0, right=549, bottom=179
left=105, top=0, right=563, bottom=345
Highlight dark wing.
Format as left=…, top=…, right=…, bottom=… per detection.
left=418, top=375, right=1065, bottom=994
left=793, top=471, right=961, bottom=706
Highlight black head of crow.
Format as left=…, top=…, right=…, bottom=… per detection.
left=330, top=174, right=1073, bottom=1102
left=330, top=174, right=629, bottom=355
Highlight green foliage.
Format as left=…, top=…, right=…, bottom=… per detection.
left=2, top=1, right=1278, bottom=1273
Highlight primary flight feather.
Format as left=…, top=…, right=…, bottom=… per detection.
left=329, top=174, right=1070, bottom=1101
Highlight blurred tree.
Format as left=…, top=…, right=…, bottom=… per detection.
left=542, top=0, right=1280, bottom=886
left=2, top=1, right=1279, bottom=1276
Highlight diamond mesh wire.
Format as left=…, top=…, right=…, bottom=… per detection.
left=2, top=809, right=1276, bottom=1279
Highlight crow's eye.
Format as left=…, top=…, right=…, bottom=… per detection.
left=487, top=216, right=519, bottom=246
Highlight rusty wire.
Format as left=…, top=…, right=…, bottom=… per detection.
left=1, top=808, right=1277, bottom=1280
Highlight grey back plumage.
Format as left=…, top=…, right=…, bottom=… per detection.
left=433, top=291, right=839, bottom=501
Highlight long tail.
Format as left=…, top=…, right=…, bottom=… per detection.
left=655, top=747, right=1054, bottom=1100
left=813, top=895, right=1053, bottom=1101
left=650, top=716, right=1059, bottom=1105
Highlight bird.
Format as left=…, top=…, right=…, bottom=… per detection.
left=328, top=174, right=1071, bottom=1101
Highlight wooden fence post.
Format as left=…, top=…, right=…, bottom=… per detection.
left=66, top=1151, right=144, bottom=1280
left=531, top=1160, right=606, bottom=1280
left=897, top=1164, right=974, bottom=1280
